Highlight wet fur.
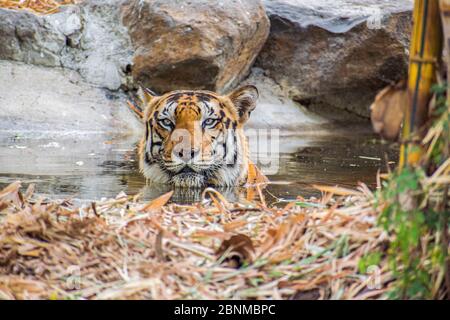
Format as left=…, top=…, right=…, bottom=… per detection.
left=138, top=86, right=257, bottom=188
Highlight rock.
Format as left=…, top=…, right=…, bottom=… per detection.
left=242, top=68, right=327, bottom=131
left=0, top=0, right=134, bottom=91
left=256, top=0, right=413, bottom=117
left=61, top=0, right=134, bottom=91
left=0, top=0, right=269, bottom=93
left=0, top=8, right=66, bottom=67
left=0, top=60, right=141, bottom=136
left=121, top=0, right=270, bottom=94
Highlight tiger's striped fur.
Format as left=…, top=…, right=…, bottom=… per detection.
left=138, top=85, right=258, bottom=187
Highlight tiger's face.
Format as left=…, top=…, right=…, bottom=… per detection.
left=138, top=85, right=258, bottom=187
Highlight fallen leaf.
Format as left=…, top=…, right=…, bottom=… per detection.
left=370, top=80, right=408, bottom=141
left=155, top=230, right=165, bottom=261
left=0, top=202, right=8, bottom=212
left=312, top=185, right=363, bottom=196
left=192, top=230, right=230, bottom=240
left=18, top=249, right=42, bottom=258
left=91, top=202, right=99, bottom=217
left=290, top=288, right=321, bottom=300
left=24, top=184, right=35, bottom=200
left=0, top=181, right=22, bottom=206
left=202, top=188, right=230, bottom=212
left=223, top=220, right=247, bottom=232
left=216, top=234, right=255, bottom=268
left=0, top=181, right=21, bottom=200
left=0, top=0, right=77, bottom=15
left=141, top=191, right=174, bottom=212
left=246, top=161, right=269, bottom=185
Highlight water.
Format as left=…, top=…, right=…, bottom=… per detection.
left=0, top=127, right=398, bottom=205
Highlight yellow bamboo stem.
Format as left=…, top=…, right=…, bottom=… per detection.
left=400, top=0, right=443, bottom=168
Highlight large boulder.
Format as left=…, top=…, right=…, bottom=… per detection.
left=256, top=0, right=413, bottom=118
left=121, top=0, right=270, bottom=94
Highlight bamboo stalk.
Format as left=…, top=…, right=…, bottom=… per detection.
left=400, top=0, right=443, bottom=168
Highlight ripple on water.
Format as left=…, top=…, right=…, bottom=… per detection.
left=0, top=128, right=398, bottom=205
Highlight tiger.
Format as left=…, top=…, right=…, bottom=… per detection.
left=137, top=85, right=261, bottom=188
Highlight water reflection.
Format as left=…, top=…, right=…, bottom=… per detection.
left=0, top=128, right=398, bottom=204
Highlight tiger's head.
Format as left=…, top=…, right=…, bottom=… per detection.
left=138, top=85, right=258, bottom=187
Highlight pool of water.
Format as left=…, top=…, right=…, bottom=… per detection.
left=0, top=126, right=398, bottom=205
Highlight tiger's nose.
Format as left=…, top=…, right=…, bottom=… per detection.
left=176, top=148, right=200, bottom=163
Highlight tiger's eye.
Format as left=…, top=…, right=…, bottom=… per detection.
left=159, top=118, right=173, bottom=128
left=203, top=118, right=217, bottom=127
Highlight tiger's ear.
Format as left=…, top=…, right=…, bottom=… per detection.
left=228, top=85, right=258, bottom=124
left=138, top=86, right=158, bottom=106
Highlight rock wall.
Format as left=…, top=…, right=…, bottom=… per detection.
left=0, top=0, right=270, bottom=95
left=0, top=9, right=65, bottom=67
left=256, top=0, right=413, bottom=118
left=0, top=60, right=141, bottom=136
left=0, top=0, right=414, bottom=125
left=0, top=0, right=133, bottom=91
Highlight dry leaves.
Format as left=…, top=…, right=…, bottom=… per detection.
left=0, top=181, right=391, bottom=300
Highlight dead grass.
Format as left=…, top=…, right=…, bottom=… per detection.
left=0, top=181, right=393, bottom=300
left=0, top=0, right=78, bottom=14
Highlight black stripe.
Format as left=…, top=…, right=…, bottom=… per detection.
left=145, top=152, right=152, bottom=165
left=224, top=118, right=231, bottom=129
left=196, top=93, right=212, bottom=102
left=167, top=92, right=184, bottom=104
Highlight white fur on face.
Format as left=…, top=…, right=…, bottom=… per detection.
left=170, top=172, right=205, bottom=188
left=140, top=161, right=170, bottom=185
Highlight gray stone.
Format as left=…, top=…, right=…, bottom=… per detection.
left=0, top=8, right=66, bottom=67
left=257, top=0, right=413, bottom=117
left=61, top=0, right=134, bottom=91
left=0, top=60, right=141, bottom=136
left=0, top=1, right=134, bottom=91
left=242, top=68, right=327, bottom=131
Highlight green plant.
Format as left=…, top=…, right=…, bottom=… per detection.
left=374, top=83, right=449, bottom=299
